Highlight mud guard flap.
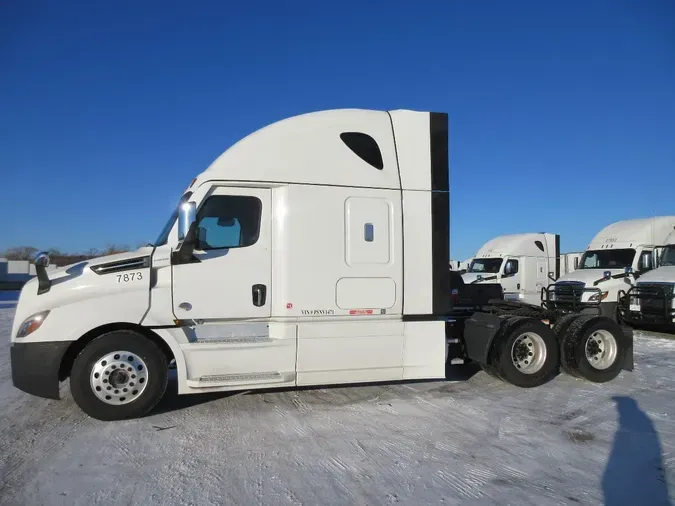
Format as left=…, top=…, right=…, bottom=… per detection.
left=463, top=312, right=503, bottom=364
left=622, top=325, right=634, bottom=372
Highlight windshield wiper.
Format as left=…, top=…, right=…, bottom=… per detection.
left=470, top=275, right=499, bottom=284
left=593, top=270, right=639, bottom=286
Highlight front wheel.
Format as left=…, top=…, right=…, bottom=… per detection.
left=70, top=330, right=169, bottom=421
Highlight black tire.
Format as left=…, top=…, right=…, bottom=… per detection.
left=481, top=317, right=526, bottom=380
left=551, top=314, right=583, bottom=375
left=491, top=318, right=560, bottom=388
left=480, top=363, right=501, bottom=379
left=561, top=316, right=627, bottom=383
left=485, top=316, right=527, bottom=378
left=70, top=330, right=169, bottom=421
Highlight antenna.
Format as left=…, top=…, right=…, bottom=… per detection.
left=652, top=210, right=656, bottom=267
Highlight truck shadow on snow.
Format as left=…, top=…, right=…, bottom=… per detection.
left=602, top=396, right=671, bottom=506
left=152, top=362, right=482, bottom=415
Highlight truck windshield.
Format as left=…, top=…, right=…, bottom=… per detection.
left=152, top=191, right=193, bottom=247
left=467, top=258, right=502, bottom=274
left=578, top=248, right=635, bottom=269
left=660, top=246, right=675, bottom=267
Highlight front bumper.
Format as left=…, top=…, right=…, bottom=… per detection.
left=620, top=310, right=675, bottom=328
left=618, top=285, right=675, bottom=329
left=10, top=341, right=71, bottom=400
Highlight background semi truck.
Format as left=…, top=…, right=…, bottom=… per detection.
left=544, top=216, right=675, bottom=321
left=449, top=259, right=471, bottom=274
left=9, top=108, right=633, bottom=421
left=619, top=229, right=675, bottom=330
left=461, top=233, right=582, bottom=305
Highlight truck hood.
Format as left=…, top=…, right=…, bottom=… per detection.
left=636, top=266, right=675, bottom=285
left=47, top=248, right=155, bottom=278
left=12, top=247, right=154, bottom=336
left=555, top=268, right=634, bottom=298
left=556, top=268, right=627, bottom=285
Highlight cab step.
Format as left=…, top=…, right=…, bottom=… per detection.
left=186, top=371, right=293, bottom=388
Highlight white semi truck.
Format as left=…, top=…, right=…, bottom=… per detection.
left=10, top=109, right=633, bottom=421
left=544, top=216, right=675, bottom=322
left=449, top=259, right=471, bottom=273
left=461, top=233, right=582, bottom=305
left=619, top=230, right=675, bottom=330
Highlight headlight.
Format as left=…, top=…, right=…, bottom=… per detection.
left=588, top=291, right=609, bottom=302
left=16, top=310, right=50, bottom=338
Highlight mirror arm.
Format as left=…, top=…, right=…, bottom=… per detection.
left=172, top=222, right=199, bottom=265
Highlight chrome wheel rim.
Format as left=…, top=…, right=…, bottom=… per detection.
left=91, top=351, right=149, bottom=405
left=511, top=332, right=547, bottom=374
left=585, top=330, right=617, bottom=370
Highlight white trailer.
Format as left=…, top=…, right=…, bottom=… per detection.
left=619, top=230, right=675, bottom=329
left=544, top=216, right=675, bottom=321
left=9, top=109, right=633, bottom=421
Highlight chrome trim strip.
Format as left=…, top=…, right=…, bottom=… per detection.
left=190, top=336, right=274, bottom=344
left=198, top=372, right=282, bottom=383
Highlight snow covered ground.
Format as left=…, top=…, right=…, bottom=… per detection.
left=0, top=306, right=674, bottom=506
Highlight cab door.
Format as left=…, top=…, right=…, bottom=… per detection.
left=171, top=187, right=296, bottom=387
left=535, top=257, right=548, bottom=298
left=172, top=186, right=272, bottom=320
left=501, top=257, right=520, bottom=295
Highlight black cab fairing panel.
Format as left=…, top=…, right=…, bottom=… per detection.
left=11, top=341, right=72, bottom=400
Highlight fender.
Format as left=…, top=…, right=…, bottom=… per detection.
left=147, top=327, right=191, bottom=394
left=463, top=312, right=505, bottom=364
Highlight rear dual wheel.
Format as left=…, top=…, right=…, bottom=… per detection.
left=558, top=315, right=626, bottom=383
left=488, top=318, right=560, bottom=388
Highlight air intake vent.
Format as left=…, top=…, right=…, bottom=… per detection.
left=90, top=256, right=150, bottom=275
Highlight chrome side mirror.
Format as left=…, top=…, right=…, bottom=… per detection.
left=33, top=251, right=52, bottom=295
left=639, top=251, right=653, bottom=271
left=178, top=202, right=196, bottom=241
left=173, top=202, right=198, bottom=265
left=33, top=251, right=50, bottom=268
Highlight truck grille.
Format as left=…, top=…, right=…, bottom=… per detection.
left=553, top=281, right=585, bottom=305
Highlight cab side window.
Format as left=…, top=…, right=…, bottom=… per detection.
left=504, top=259, right=519, bottom=275
left=195, top=195, right=261, bottom=250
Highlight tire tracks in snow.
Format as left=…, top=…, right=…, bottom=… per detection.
left=0, top=405, right=90, bottom=495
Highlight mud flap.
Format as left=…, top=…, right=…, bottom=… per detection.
left=463, top=312, right=503, bottom=364
left=599, top=301, right=619, bottom=322
left=622, top=325, right=634, bottom=372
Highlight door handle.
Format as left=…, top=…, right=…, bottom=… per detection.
left=252, top=284, right=267, bottom=307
